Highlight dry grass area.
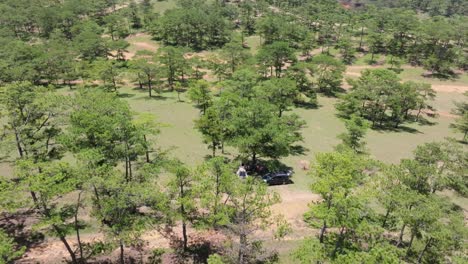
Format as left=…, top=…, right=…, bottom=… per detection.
left=124, top=33, right=160, bottom=59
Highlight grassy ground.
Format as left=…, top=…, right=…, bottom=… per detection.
left=116, top=84, right=464, bottom=187
left=152, top=0, right=177, bottom=14
left=244, top=35, right=262, bottom=54
left=1, top=27, right=467, bottom=262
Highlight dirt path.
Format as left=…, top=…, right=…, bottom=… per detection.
left=123, top=33, right=159, bottom=60
left=269, top=186, right=320, bottom=239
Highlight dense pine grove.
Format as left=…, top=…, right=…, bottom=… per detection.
left=0, top=0, right=467, bottom=263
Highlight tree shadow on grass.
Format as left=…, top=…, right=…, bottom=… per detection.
left=290, top=145, right=309, bottom=156
left=414, top=118, right=437, bottom=127
left=0, top=211, right=45, bottom=254
left=387, top=67, right=404, bottom=74
left=421, top=71, right=462, bottom=81
left=118, top=92, right=136, bottom=98
left=295, top=101, right=320, bottom=110
left=373, top=125, right=423, bottom=134
left=134, top=95, right=168, bottom=101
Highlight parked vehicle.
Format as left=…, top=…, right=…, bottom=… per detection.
left=262, top=170, right=293, bottom=185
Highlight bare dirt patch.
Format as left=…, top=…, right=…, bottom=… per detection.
left=124, top=33, right=159, bottom=59
left=429, top=84, right=468, bottom=93
left=269, top=186, right=320, bottom=239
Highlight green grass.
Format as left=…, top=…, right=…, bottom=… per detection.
left=399, top=67, right=468, bottom=87
left=353, top=53, right=388, bottom=66
left=114, top=84, right=465, bottom=194
left=151, top=0, right=177, bottom=14
left=2, top=83, right=461, bottom=182
left=244, top=35, right=262, bottom=55
left=121, top=86, right=211, bottom=166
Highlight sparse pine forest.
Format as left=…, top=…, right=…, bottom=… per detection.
left=0, top=0, right=467, bottom=263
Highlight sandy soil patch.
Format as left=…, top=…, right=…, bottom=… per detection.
left=269, top=186, right=320, bottom=239
left=124, top=33, right=159, bottom=59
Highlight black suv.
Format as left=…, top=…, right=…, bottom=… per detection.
left=262, top=170, right=293, bottom=185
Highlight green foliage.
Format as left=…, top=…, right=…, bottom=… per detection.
left=337, top=69, right=436, bottom=128
left=0, top=229, right=25, bottom=264
left=0, top=82, right=65, bottom=161
left=223, top=68, right=259, bottom=99
left=221, top=39, right=251, bottom=74
left=256, top=13, right=308, bottom=46
left=130, top=52, right=160, bottom=97
left=226, top=177, right=280, bottom=263
left=285, top=62, right=317, bottom=106
left=157, top=46, right=191, bottom=89
left=0, top=1, right=467, bottom=263
left=257, top=41, right=296, bottom=78
left=207, top=253, right=225, bottom=264
left=152, top=3, right=230, bottom=49
left=310, top=55, right=345, bottom=96
left=292, top=237, right=327, bottom=264
left=65, top=89, right=134, bottom=164
left=91, top=59, right=124, bottom=92
left=188, top=80, right=213, bottom=114
left=337, top=115, right=370, bottom=153
left=255, top=77, right=299, bottom=117
left=412, top=139, right=468, bottom=195
left=195, top=100, right=230, bottom=157
left=450, top=92, right=468, bottom=141
left=195, top=157, right=236, bottom=227
left=166, top=160, right=196, bottom=251
left=226, top=98, right=304, bottom=165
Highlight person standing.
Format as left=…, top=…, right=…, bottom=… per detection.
left=236, top=164, right=248, bottom=179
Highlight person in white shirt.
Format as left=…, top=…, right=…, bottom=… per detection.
left=236, top=164, right=248, bottom=179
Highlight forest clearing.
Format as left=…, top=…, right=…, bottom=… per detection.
left=0, top=0, right=467, bottom=263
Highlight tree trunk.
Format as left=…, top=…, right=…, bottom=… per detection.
left=75, top=191, right=84, bottom=262
left=212, top=142, right=216, bottom=157
left=125, top=157, right=129, bottom=183
left=120, top=239, right=125, bottom=264
left=180, top=183, right=188, bottom=252
left=112, top=77, right=117, bottom=92
left=238, top=234, right=247, bottom=264
left=30, top=191, right=39, bottom=204
left=359, top=27, right=364, bottom=50
left=397, top=223, right=406, bottom=246
left=319, top=220, right=327, bottom=243
left=182, top=220, right=188, bottom=252
left=252, top=152, right=257, bottom=167
left=128, top=159, right=133, bottom=182
left=54, top=226, right=78, bottom=264
left=417, top=238, right=433, bottom=263
left=13, top=128, right=24, bottom=158
left=138, top=73, right=143, bottom=89
left=148, top=77, right=152, bottom=97
left=144, top=135, right=150, bottom=163
left=382, top=207, right=392, bottom=228
left=332, top=227, right=346, bottom=256
left=406, top=233, right=415, bottom=256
